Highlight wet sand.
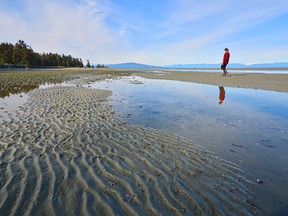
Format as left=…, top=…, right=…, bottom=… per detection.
left=136, top=70, right=288, bottom=93
left=1, top=68, right=288, bottom=94
left=2, top=69, right=287, bottom=215
left=0, top=83, right=257, bottom=215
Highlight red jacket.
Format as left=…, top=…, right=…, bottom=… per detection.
left=222, top=51, right=230, bottom=65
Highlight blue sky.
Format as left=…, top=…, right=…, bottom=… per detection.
left=1, top=0, right=288, bottom=66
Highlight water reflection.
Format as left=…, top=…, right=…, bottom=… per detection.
left=0, top=79, right=68, bottom=99
left=87, top=76, right=288, bottom=215
left=218, top=86, right=225, bottom=104
left=0, top=85, right=38, bottom=98
left=1, top=75, right=288, bottom=215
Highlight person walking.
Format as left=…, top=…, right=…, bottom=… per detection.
left=221, top=48, right=230, bottom=76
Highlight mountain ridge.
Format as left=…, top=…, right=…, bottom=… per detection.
left=107, top=62, right=288, bottom=69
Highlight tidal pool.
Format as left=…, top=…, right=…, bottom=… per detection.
left=88, top=76, right=288, bottom=215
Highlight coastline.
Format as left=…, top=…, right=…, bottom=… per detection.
left=1, top=68, right=288, bottom=94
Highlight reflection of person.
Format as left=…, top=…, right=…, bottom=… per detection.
left=219, top=86, right=225, bottom=104
left=221, top=48, right=230, bottom=76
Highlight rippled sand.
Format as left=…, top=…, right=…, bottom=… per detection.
left=0, top=86, right=257, bottom=215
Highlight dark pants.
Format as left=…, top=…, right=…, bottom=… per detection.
left=221, top=64, right=228, bottom=74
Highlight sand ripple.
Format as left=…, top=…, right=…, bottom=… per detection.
left=0, top=87, right=257, bottom=215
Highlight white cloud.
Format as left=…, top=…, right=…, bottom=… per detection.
left=0, top=0, right=123, bottom=63
left=0, top=0, right=287, bottom=65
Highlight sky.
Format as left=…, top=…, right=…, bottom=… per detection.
left=1, top=0, right=288, bottom=66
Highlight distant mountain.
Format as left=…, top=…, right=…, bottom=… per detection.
left=164, top=63, right=221, bottom=68
left=244, top=62, right=288, bottom=68
left=106, top=62, right=288, bottom=69
left=107, top=62, right=159, bottom=68
left=165, top=62, right=288, bottom=68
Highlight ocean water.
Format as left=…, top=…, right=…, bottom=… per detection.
left=150, top=68, right=288, bottom=74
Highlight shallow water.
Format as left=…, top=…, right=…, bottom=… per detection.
left=0, top=85, right=256, bottom=215
left=88, top=76, right=288, bottom=215
left=1, top=75, right=287, bottom=215
left=0, top=93, right=29, bottom=121
left=154, top=68, right=288, bottom=74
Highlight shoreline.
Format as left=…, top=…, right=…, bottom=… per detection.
left=1, top=68, right=288, bottom=94
left=135, top=71, right=288, bottom=93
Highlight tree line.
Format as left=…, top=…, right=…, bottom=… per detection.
left=0, top=40, right=86, bottom=68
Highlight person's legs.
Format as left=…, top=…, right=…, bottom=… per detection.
left=224, top=67, right=229, bottom=75
left=221, top=64, right=227, bottom=76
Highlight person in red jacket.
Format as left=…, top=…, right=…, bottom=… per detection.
left=221, top=48, right=230, bottom=76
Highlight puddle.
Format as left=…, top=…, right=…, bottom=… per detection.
left=0, top=82, right=75, bottom=121
left=0, top=85, right=38, bottom=99
left=0, top=93, right=29, bottom=121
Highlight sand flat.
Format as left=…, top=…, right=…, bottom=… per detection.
left=2, top=69, right=286, bottom=215
left=136, top=71, right=288, bottom=93
left=0, top=84, right=258, bottom=215
left=1, top=68, right=288, bottom=93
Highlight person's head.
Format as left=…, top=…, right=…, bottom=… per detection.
left=224, top=48, right=229, bottom=51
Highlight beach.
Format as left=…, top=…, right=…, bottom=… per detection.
left=136, top=70, right=288, bottom=93
left=1, top=68, right=287, bottom=215
left=1, top=68, right=288, bottom=93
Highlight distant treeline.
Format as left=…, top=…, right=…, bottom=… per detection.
left=0, top=40, right=86, bottom=68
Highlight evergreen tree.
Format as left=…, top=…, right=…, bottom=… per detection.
left=0, top=42, right=13, bottom=65
left=86, top=60, right=91, bottom=68
left=12, top=40, right=25, bottom=65
left=0, top=39, right=85, bottom=68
